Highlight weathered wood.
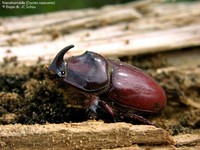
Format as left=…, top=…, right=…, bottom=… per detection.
left=173, top=134, right=200, bottom=147
left=0, top=0, right=156, bottom=34
left=0, top=121, right=174, bottom=149
left=0, top=24, right=199, bottom=66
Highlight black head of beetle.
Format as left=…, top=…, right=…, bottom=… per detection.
left=48, top=44, right=110, bottom=92
left=49, top=45, right=74, bottom=78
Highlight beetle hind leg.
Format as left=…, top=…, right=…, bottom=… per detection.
left=122, top=113, right=153, bottom=125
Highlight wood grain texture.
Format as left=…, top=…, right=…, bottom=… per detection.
left=0, top=1, right=200, bottom=65
left=0, top=121, right=173, bottom=149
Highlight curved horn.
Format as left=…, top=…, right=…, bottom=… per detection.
left=48, top=44, right=74, bottom=72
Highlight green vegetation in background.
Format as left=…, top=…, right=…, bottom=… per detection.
left=0, top=0, right=133, bottom=17
left=164, top=0, right=198, bottom=1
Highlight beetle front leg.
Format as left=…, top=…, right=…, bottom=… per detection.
left=87, top=96, right=99, bottom=113
left=85, top=95, right=100, bottom=119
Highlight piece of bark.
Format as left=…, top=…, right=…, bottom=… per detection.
left=173, top=134, right=200, bottom=147
left=0, top=121, right=174, bottom=149
left=126, top=145, right=200, bottom=150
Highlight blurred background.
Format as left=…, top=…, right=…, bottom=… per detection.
left=0, top=0, right=198, bottom=17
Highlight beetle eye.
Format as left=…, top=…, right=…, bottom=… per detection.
left=58, top=71, right=65, bottom=77
left=57, top=61, right=67, bottom=77
left=61, top=71, right=65, bottom=76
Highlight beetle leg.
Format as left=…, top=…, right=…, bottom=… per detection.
left=85, top=95, right=100, bottom=113
left=99, top=100, right=115, bottom=117
left=85, top=96, right=100, bottom=119
left=123, top=113, right=153, bottom=125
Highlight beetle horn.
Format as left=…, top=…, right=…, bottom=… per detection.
left=48, top=44, right=74, bottom=73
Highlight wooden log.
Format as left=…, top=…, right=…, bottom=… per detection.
left=0, top=1, right=200, bottom=66
left=0, top=0, right=156, bottom=34
left=0, top=24, right=200, bottom=66
left=0, top=121, right=174, bottom=149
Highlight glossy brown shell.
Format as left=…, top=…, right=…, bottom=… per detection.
left=64, top=51, right=110, bottom=91
left=108, top=60, right=166, bottom=113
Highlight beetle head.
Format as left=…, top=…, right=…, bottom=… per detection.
left=48, top=44, right=74, bottom=78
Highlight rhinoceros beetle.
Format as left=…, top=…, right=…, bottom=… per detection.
left=48, top=44, right=166, bottom=125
